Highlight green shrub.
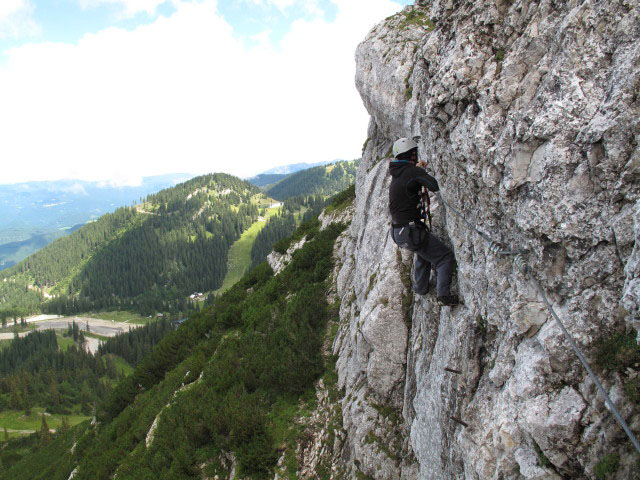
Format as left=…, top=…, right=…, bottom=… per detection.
left=594, top=453, right=620, bottom=479
left=397, top=9, right=435, bottom=31
left=325, top=184, right=356, bottom=214
left=273, top=217, right=321, bottom=254
left=533, top=441, right=550, bottom=468
left=594, top=332, right=640, bottom=371
left=593, top=331, right=640, bottom=402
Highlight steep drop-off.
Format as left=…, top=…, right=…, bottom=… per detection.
left=316, top=1, right=640, bottom=479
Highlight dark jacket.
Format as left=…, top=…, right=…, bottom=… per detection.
left=388, top=160, right=439, bottom=224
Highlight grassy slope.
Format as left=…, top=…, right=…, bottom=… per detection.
left=215, top=205, right=281, bottom=294
left=55, top=333, right=76, bottom=351
left=0, top=408, right=90, bottom=436
left=108, top=354, right=134, bottom=377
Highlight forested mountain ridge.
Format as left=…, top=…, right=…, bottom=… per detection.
left=0, top=174, right=194, bottom=271
left=1, top=173, right=267, bottom=317
left=265, top=160, right=358, bottom=201
left=246, top=173, right=289, bottom=188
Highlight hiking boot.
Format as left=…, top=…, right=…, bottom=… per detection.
left=437, top=295, right=459, bottom=306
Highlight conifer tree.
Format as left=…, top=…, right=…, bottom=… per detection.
left=39, top=413, right=51, bottom=445
left=60, top=416, right=70, bottom=433
left=9, top=380, right=21, bottom=410
left=23, top=389, right=32, bottom=416
left=49, top=378, right=61, bottom=406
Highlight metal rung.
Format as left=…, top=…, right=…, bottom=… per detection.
left=444, top=367, right=462, bottom=374
left=450, top=416, right=468, bottom=427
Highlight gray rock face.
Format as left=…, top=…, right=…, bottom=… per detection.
left=267, top=237, right=307, bottom=275
left=329, top=1, right=640, bottom=479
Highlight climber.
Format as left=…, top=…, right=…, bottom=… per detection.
left=388, top=138, right=459, bottom=306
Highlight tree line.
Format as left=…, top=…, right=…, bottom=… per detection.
left=0, top=281, right=43, bottom=322
left=0, top=329, right=116, bottom=415
left=0, top=318, right=174, bottom=419
left=97, top=317, right=174, bottom=366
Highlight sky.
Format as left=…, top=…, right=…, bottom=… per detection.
left=0, top=0, right=413, bottom=185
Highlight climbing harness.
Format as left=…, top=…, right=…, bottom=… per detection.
left=419, top=186, right=432, bottom=230
left=438, top=192, right=640, bottom=454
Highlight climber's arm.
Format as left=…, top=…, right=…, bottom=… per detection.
left=406, top=170, right=439, bottom=193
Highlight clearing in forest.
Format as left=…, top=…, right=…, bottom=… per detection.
left=216, top=205, right=281, bottom=294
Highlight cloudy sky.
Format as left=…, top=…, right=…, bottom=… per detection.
left=0, top=0, right=412, bottom=185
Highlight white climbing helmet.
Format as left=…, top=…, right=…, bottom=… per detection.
left=392, top=137, right=418, bottom=157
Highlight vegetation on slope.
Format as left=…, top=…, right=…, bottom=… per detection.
left=0, top=282, right=43, bottom=324
left=0, top=421, right=88, bottom=478
left=0, top=329, right=118, bottom=416
left=249, top=194, right=326, bottom=268
left=246, top=161, right=356, bottom=267
left=1, top=196, right=350, bottom=478
left=97, top=317, right=175, bottom=368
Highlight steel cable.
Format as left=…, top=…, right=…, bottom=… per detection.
left=437, top=194, right=523, bottom=255
left=437, top=192, right=640, bottom=454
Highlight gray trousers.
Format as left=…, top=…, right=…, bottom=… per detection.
left=391, top=224, right=455, bottom=297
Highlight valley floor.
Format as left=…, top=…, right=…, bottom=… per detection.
left=0, top=315, right=145, bottom=353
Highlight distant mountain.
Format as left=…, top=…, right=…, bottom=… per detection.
left=0, top=174, right=194, bottom=269
left=258, top=159, right=345, bottom=175
left=247, top=173, right=290, bottom=188
left=0, top=232, right=58, bottom=270
left=1, top=173, right=264, bottom=317
left=265, top=160, right=358, bottom=201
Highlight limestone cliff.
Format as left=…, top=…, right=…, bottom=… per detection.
left=310, top=1, right=640, bottom=479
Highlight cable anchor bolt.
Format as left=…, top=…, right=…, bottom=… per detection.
left=514, top=253, right=528, bottom=273
left=488, top=241, right=503, bottom=255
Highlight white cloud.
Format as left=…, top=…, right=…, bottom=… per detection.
left=244, top=0, right=304, bottom=11
left=0, top=0, right=405, bottom=184
left=0, top=0, right=40, bottom=39
left=78, top=0, right=175, bottom=18
left=60, top=183, right=89, bottom=195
